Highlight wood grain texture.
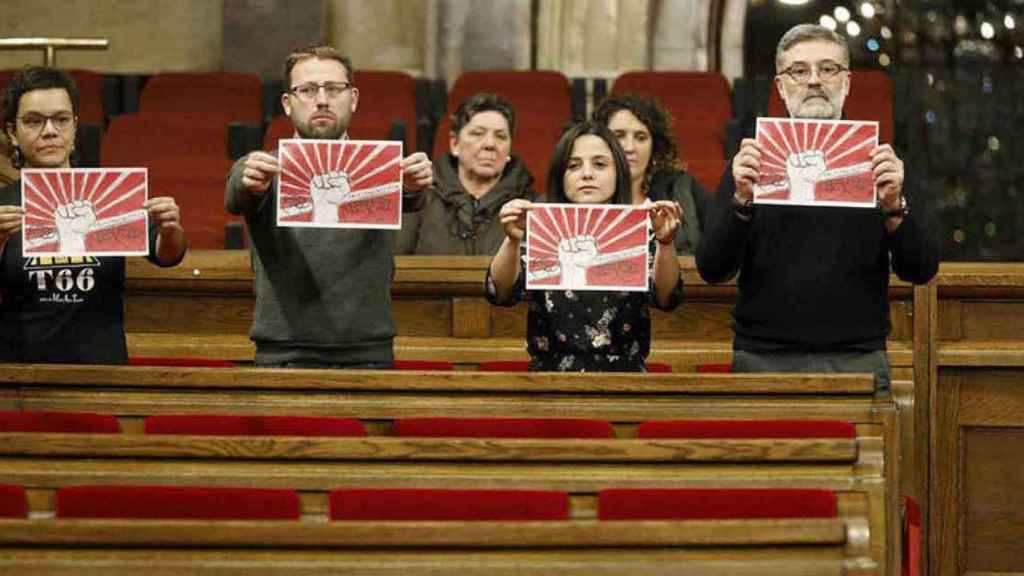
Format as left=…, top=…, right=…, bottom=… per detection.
left=932, top=369, right=961, bottom=576
left=0, top=364, right=878, bottom=394
left=961, top=429, right=1024, bottom=573
left=0, top=433, right=860, bottom=463
left=0, top=547, right=879, bottom=576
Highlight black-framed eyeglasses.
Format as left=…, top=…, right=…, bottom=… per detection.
left=287, top=81, right=354, bottom=101
left=778, top=60, right=849, bottom=84
left=16, top=112, right=76, bottom=133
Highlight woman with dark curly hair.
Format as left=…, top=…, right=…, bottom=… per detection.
left=593, top=93, right=709, bottom=254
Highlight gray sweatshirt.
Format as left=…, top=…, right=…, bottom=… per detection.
left=226, top=154, right=405, bottom=366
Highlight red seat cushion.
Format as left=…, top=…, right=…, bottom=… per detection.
left=144, top=415, right=365, bottom=437
left=329, top=488, right=569, bottom=521
left=392, top=417, right=614, bottom=439
left=0, top=410, right=119, bottom=433
left=637, top=419, right=855, bottom=439
left=129, top=357, right=234, bottom=368
left=392, top=360, right=455, bottom=371
left=646, top=362, right=672, bottom=373
left=598, top=488, right=838, bottom=520
left=477, top=360, right=530, bottom=372
left=0, top=484, right=27, bottom=518
left=697, top=363, right=732, bottom=373
left=56, top=485, right=300, bottom=520
left=903, top=495, right=921, bottom=576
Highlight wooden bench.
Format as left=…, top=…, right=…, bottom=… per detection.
left=123, top=251, right=917, bottom=375
left=0, top=364, right=899, bottom=574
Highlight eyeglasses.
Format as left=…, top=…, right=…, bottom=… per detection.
left=17, top=112, right=76, bottom=133
left=778, top=60, right=849, bottom=84
left=287, top=81, right=354, bottom=101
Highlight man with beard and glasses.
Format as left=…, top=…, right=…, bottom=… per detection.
left=695, top=24, right=938, bottom=392
left=226, top=45, right=433, bottom=368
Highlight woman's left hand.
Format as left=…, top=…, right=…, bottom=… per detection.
left=144, top=197, right=182, bottom=235
left=646, top=199, right=683, bottom=245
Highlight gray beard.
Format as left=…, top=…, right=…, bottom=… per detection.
left=793, top=98, right=839, bottom=120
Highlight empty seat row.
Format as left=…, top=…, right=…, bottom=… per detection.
left=0, top=482, right=839, bottom=521
left=0, top=410, right=855, bottom=439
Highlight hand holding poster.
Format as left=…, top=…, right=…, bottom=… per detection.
left=21, top=168, right=148, bottom=257
left=754, top=118, right=879, bottom=207
left=276, top=139, right=403, bottom=229
left=526, top=203, right=649, bottom=292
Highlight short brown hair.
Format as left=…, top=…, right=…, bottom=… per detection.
left=282, top=45, right=354, bottom=90
left=775, top=24, right=849, bottom=71
left=592, top=92, right=682, bottom=176
left=451, top=93, right=517, bottom=138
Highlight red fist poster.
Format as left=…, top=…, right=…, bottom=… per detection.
left=276, top=139, right=403, bottom=229
left=526, top=203, right=649, bottom=292
left=754, top=118, right=878, bottom=207
left=21, top=168, right=148, bottom=257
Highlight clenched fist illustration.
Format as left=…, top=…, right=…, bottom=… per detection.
left=309, top=171, right=352, bottom=224
left=786, top=150, right=826, bottom=202
left=558, top=235, right=598, bottom=288
left=55, top=200, right=96, bottom=253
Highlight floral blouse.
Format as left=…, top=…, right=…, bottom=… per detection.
left=485, top=241, right=683, bottom=372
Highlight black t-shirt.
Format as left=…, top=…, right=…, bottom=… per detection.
left=0, top=180, right=162, bottom=364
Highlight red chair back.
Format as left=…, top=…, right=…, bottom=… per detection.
left=140, top=72, right=262, bottom=123
left=0, top=410, right=119, bottom=433
left=637, top=419, right=855, bottom=439
left=56, top=485, right=301, bottom=520
left=0, top=484, right=27, bottom=518
left=144, top=415, right=365, bottom=437
left=392, top=417, right=614, bottom=439
left=598, top=488, right=838, bottom=520
left=330, top=488, right=569, bottom=521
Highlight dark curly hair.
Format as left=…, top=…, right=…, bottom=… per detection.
left=592, top=93, right=683, bottom=180
left=2, top=66, right=80, bottom=168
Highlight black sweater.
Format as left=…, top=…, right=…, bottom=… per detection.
left=696, top=166, right=938, bottom=351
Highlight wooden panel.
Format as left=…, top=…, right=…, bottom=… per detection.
left=452, top=298, right=491, bottom=338
left=125, top=295, right=252, bottom=335
left=961, top=302, right=1024, bottom=341
left=938, top=298, right=964, bottom=341
left=652, top=304, right=734, bottom=340
left=932, top=369, right=961, bottom=576
left=962, top=428, right=1024, bottom=573
left=393, top=300, right=452, bottom=337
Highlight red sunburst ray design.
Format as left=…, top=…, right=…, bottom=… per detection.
left=21, top=168, right=148, bottom=257
left=526, top=203, right=649, bottom=292
left=754, top=118, right=879, bottom=207
left=277, top=139, right=403, bottom=229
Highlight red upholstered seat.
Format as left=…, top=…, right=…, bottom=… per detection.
left=392, top=360, right=455, bottom=371
left=697, top=363, right=732, bottom=373
left=612, top=72, right=733, bottom=191
left=329, top=488, right=569, bottom=521
left=637, top=419, right=855, bottom=439
left=0, top=484, right=27, bottom=518
left=392, top=417, right=615, bottom=439
left=348, top=71, right=418, bottom=152
left=767, top=68, right=894, bottom=143
left=129, top=357, right=235, bottom=368
left=263, top=114, right=293, bottom=151
left=646, top=362, right=672, bottom=372
left=141, top=72, right=263, bottom=123
left=144, top=415, right=365, bottom=437
left=433, top=71, right=571, bottom=196
left=0, top=410, right=119, bottom=433
left=477, top=360, right=530, bottom=372
left=903, top=495, right=921, bottom=576
left=56, top=485, right=301, bottom=520
left=598, top=488, right=838, bottom=520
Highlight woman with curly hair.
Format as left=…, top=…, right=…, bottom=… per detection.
left=593, top=93, right=709, bottom=254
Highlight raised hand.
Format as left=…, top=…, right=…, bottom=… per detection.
left=558, top=235, right=599, bottom=288
left=0, top=205, right=24, bottom=247
left=309, top=171, right=352, bottom=223
left=240, top=151, right=280, bottom=195
left=400, top=152, right=433, bottom=193
left=498, top=199, right=533, bottom=242
left=54, top=200, right=96, bottom=253
left=647, top=200, right=683, bottom=245
left=786, top=150, right=826, bottom=202
left=732, top=138, right=763, bottom=205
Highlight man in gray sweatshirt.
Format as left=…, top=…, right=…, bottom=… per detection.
left=225, top=45, right=432, bottom=367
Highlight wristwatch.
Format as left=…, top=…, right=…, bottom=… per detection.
left=882, top=196, right=908, bottom=219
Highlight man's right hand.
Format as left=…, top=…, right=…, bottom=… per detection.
left=240, top=151, right=280, bottom=195
left=732, top=138, right=763, bottom=204
left=0, top=205, right=23, bottom=247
